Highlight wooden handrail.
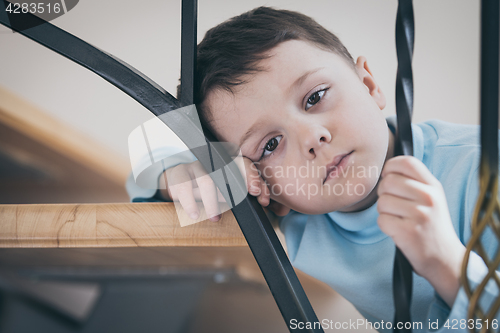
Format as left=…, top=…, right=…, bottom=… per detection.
left=0, top=203, right=246, bottom=248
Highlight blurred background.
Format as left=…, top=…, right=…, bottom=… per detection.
left=0, top=0, right=481, bottom=332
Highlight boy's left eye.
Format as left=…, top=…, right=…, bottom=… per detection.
left=305, top=88, right=328, bottom=110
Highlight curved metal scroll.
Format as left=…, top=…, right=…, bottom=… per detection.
left=0, top=1, right=323, bottom=332
left=393, top=1, right=415, bottom=332
left=461, top=1, right=500, bottom=332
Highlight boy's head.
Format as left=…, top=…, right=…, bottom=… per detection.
left=189, top=6, right=356, bottom=115
left=180, top=7, right=392, bottom=214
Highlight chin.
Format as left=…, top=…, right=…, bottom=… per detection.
left=341, top=180, right=379, bottom=212
left=287, top=197, right=347, bottom=215
left=285, top=200, right=327, bottom=215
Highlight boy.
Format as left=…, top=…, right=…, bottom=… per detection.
left=127, top=6, right=499, bottom=332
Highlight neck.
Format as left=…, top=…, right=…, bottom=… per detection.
left=338, top=126, right=395, bottom=213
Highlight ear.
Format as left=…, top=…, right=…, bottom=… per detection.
left=355, top=56, right=386, bottom=110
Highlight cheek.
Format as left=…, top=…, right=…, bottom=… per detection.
left=344, top=103, right=387, bottom=157
left=264, top=166, right=321, bottom=205
left=350, top=120, right=388, bottom=191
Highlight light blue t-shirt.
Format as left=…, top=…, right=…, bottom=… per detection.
left=126, top=116, right=500, bottom=332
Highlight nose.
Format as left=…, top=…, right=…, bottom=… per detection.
left=298, top=121, right=332, bottom=159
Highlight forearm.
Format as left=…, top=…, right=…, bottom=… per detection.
left=425, top=242, right=466, bottom=308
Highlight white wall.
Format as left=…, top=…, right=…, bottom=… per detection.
left=0, top=0, right=480, bottom=160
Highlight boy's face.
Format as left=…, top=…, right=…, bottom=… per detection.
left=205, top=40, right=391, bottom=214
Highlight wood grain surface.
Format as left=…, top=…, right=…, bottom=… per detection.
left=0, top=203, right=246, bottom=248
left=0, top=204, right=355, bottom=328
left=0, top=203, right=261, bottom=286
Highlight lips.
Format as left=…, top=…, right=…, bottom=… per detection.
left=323, top=150, right=354, bottom=184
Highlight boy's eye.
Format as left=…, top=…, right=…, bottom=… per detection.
left=260, top=135, right=283, bottom=159
left=305, top=88, right=327, bottom=110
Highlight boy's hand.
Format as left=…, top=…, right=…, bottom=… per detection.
left=376, top=155, right=466, bottom=307
left=160, top=157, right=290, bottom=222
left=245, top=158, right=291, bottom=217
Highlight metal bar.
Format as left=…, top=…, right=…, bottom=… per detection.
left=393, top=0, right=415, bottom=332
left=0, top=4, right=323, bottom=331
left=177, top=1, right=323, bottom=329
left=480, top=0, right=499, bottom=177
left=180, top=0, right=197, bottom=106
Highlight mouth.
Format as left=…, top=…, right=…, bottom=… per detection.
left=323, top=150, right=354, bottom=184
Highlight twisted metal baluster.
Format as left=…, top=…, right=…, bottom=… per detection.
left=393, top=1, right=415, bottom=332
left=461, top=1, right=500, bottom=332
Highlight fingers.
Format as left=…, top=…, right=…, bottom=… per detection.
left=382, top=156, right=438, bottom=186
left=377, top=193, right=413, bottom=218
left=244, top=157, right=262, bottom=195
left=192, top=187, right=226, bottom=202
left=377, top=172, right=435, bottom=205
left=242, top=157, right=272, bottom=207
left=203, top=154, right=273, bottom=217
left=377, top=212, right=405, bottom=238
left=166, top=164, right=200, bottom=220
left=234, top=153, right=248, bottom=189
left=257, top=178, right=271, bottom=206
left=377, top=192, right=431, bottom=222
left=167, top=161, right=224, bottom=222
left=191, top=162, right=222, bottom=222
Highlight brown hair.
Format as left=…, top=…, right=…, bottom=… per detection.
left=177, top=6, right=354, bottom=129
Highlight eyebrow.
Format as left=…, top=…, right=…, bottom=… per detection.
left=286, top=67, right=325, bottom=96
left=239, top=119, right=267, bottom=148
left=239, top=67, right=325, bottom=149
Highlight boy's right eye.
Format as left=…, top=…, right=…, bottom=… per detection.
left=260, top=135, right=283, bottom=160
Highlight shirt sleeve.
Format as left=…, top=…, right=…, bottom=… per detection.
left=126, top=146, right=197, bottom=202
